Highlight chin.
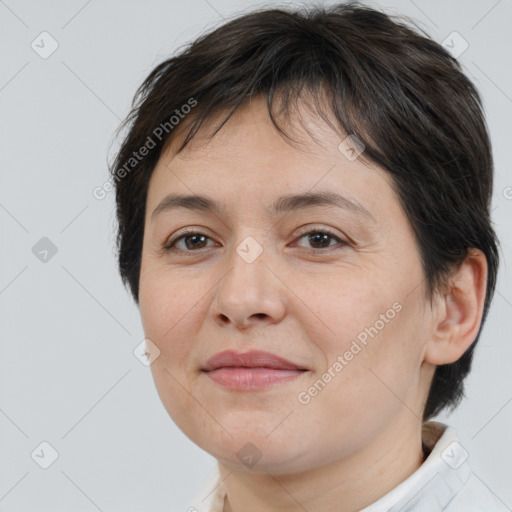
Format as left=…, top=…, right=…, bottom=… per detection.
left=194, top=427, right=319, bottom=475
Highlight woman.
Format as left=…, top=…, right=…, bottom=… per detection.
left=109, top=2, right=505, bottom=510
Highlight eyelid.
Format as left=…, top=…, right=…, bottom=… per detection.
left=294, top=224, right=343, bottom=239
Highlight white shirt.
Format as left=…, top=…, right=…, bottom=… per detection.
left=189, top=421, right=510, bottom=511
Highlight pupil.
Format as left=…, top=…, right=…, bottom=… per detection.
left=310, top=233, right=329, bottom=248
left=187, top=234, right=206, bottom=249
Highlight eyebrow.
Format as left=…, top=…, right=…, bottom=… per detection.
left=151, top=191, right=374, bottom=221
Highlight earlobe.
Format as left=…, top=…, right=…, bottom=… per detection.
left=424, top=249, right=488, bottom=366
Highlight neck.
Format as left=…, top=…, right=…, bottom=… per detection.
left=220, top=415, right=425, bottom=512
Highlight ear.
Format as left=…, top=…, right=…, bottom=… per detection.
left=424, top=248, right=488, bottom=365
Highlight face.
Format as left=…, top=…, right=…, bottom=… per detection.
left=139, top=96, right=436, bottom=475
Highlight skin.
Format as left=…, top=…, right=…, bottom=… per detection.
left=138, top=95, right=488, bottom=512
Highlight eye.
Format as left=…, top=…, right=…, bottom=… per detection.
left=163, top=227, right=349, bottom=255
left=163, top=230, right=216, bottom=253
left=293, top=227, right=349, bottom=254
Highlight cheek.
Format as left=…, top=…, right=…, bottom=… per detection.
left=139, top=268, right=204, bottom=367
left=300, top=274, right=395, bottom=354
left=318, top=299, right=423, bottom=422
left=139, top=273, right=208, bottom=432
left=300, top=272, right=422, bottom=399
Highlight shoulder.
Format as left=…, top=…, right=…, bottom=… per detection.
left=445, top=472, right=511, bottom=511
left=423, top=422, right=510, bottom=511
left=361, top=421, right=510, bottom=511
left=187, top=463, right=225, bottom=512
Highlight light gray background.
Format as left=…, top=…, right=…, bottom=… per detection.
left=1, top=0, right=511, bottom=510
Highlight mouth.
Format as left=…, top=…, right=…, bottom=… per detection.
left=201, top=350, right=308, bottom=391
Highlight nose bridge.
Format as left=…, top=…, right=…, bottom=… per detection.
left=212, top=232, right=286, bottom=327
left=221, top=232, right=271, bottom=303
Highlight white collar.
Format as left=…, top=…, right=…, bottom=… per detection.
left=360, top=421, right=472, bottom=511
left=190, top=421, right=472, bottom=512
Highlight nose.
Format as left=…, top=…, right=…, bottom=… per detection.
left=211, top=238, right=287, bottom=330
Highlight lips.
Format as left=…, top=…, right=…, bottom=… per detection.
left=202, top=350, right=308, bottom=390
left=202, top=350, right=306, bottom=372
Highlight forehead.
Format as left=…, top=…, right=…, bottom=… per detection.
left=146, top=96, right=398, bottom=222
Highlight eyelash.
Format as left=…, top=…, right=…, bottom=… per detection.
left=163, top=227, right=349, bottom=255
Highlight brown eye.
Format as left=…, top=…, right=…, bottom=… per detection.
left=294, top=228, right=349, bottom=253
left=164, top=231, right=215, bottom=252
